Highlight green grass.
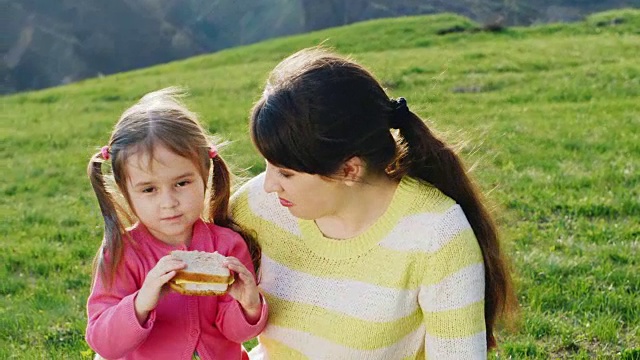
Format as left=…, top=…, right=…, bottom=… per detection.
left=1, top=8, right=639, bottom=359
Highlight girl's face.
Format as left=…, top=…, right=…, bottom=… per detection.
left=124, top=145, right=205, bottom=245
left=263, top=162, right=345, bottom=220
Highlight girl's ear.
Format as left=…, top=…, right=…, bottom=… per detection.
left=341, top=156, right=365, bottom=186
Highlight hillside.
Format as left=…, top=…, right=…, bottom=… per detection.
left=3, top=0, right=639, bottom=94
left=1, top=9, right=639, bottom=358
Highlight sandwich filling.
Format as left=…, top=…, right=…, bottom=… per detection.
left=169, top=250, right=234, bottom=295
left=174, top=280, right=230, bottom=292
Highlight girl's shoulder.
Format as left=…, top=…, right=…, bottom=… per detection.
left=205, top=222, right=243, bottom=242
left=203, top=221, right=249, bottom=254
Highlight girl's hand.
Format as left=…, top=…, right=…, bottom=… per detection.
left=224, top=256, right=262, bottom=323
left=134, top=255, right=185, bottom=325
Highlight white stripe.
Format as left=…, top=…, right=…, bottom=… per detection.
left=259, top=324, right=425, bottom=360
left=419, top=263, right=485, bottom=312
left=425, top=331, right=486, bottom=360
left=248, top=343, right=268, bottom=360
left=247, top=173, right=301, bottom=236
left=379, top=204, right=472, bottom=253
left=260, top=255, right=419, bottom=322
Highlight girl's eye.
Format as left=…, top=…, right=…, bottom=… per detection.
left=142, top=187, right=155, bottom=193
left=278, top=171, right=293, bottom=179
left=176, top=180, right=191, bottom=187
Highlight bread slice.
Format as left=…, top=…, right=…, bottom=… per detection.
left=169, top=250, right=234, bottom=296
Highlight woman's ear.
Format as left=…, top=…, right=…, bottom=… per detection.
left=341, top=157, right=365, bottom=186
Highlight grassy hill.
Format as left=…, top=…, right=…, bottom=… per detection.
left=1, top=9, right=639, bottom=359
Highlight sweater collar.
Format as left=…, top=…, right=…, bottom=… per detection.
left=297, top=176, right=420, bottom=259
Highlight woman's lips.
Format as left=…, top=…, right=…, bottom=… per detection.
left=279, top=198, right=293, bottom=207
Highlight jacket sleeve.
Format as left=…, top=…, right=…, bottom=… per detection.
left=214, top=232, right=268, bottom=343
left=416, top=205, right=487, bottom=359
left=85, top=252, right=156, bottom=358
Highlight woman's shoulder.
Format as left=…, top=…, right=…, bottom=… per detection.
left=383, top=178, right=475, bottom=253
left=231, top=173, right=295, bottom=226
left=400, top=176, right=457, bottom=214
left=234, top=172, right=265, bottom=192
left=231, top=173, right=266, bottom=208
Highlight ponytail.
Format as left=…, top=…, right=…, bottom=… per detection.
left=394, top=109, right=518, bottom=348
left=87, top=151, right=130, bottom=288
left=207, top=154, right=262, bottom=272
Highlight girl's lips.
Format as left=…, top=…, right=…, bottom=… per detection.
left=279, top=198, right=293, bottom=207
left=162, top=214, right=183, bottom=221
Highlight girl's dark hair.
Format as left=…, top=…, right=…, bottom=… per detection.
left=88, top=87, right=260, bottom=287
left=250, top=48, right=516, bottom=348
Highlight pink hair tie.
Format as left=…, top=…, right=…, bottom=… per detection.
left=100, top=146, right=110, bottom=160
left=208, top=145, right=218, bottom=159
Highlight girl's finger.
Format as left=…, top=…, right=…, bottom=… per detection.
left=226, top=263, right=252, bottom=278
left=227, top=269, right=255, bottom=287
left=160, top=260, right=186, bottom=272
left=224, top=257, right=248, bottom=271
left=223, top=256, right=245, bottom=267
left=159, top=255, right=185, bottom=268
left=148, top=263, right=181, bottom=280
left=159, top=270, right=177, bottom=284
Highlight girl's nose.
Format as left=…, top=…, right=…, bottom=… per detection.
left=160, top=191, right=179, bottom=209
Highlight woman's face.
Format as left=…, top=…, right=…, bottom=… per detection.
left=263, top=162, right=344, bottom=220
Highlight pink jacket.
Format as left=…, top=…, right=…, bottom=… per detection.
left=86, top=219, right=267, bottom=359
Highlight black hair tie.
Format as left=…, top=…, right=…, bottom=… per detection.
left=389, top=97, right=409, bottom=129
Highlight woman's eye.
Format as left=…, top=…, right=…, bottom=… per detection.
left=142, top=187, right=155, bottom=193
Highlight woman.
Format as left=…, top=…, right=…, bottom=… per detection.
left=231, top=47, right=517, bottom=359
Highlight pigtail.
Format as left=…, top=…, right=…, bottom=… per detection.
left=207, top=154, right=262, bottom=272
left=87, top=151, right=127, bottom=288
left=394, top=110, right=518, bottom=348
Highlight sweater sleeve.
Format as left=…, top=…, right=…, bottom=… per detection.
left=416, top=205, right=487, bottom=359
left=215, top=231, right=268, bottom=343
left=85, top=252, right=155, bottom=358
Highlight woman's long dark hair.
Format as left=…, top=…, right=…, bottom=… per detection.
left=249, top=48, right=517, bottom=348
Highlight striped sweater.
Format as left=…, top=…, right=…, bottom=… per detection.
left=231, top=174, right=487, bottom=359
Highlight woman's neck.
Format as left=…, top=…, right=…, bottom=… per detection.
left=314, top=176, right=399, bottom=240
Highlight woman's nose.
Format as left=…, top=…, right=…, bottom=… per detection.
left=263, top=167, right=281, bottom=194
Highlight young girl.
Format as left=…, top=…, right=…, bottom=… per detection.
left=85, top=88, right=267, bottom=359
left=231, top=48, right=517, bottom=359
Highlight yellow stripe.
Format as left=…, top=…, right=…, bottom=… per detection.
left=237, top=202, right=484, bottom=289
left=258, top=335, right=308, bottom=359
left=236, top=209, right=419, bottom=288
left=420, top=229, right=484, bottom=286
left=264, top=293, right=422, bottom=350
left=424, top=301, right=485, bottom=338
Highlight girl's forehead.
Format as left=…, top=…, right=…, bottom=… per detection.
left=124, top=145, right=194, bottom=174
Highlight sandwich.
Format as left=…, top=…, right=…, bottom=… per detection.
left=168, top=250, right=234, bottom=296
